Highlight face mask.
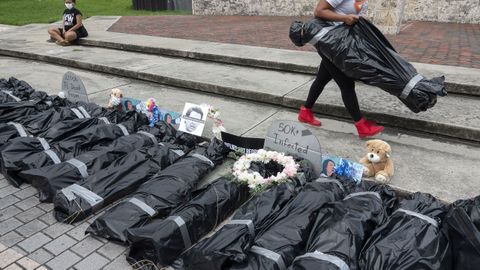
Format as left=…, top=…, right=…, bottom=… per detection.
left=65, top=3, right=74, bottom=9
left=110, top=96, right=121, bottom=106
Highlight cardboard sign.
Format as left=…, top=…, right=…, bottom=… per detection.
left=265, top=120, right=322, bottom=177
left=62, top=71, right=88, bottom=102
left=178, top=103, right=208, bottom=137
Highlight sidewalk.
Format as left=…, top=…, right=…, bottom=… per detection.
left=108, top=15, right=480, bottom=69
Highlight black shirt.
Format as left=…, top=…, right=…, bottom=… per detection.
left=63, top=8, right=82, bottom=31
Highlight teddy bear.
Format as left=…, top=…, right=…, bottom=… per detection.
left=107, top=88, right=123, bottom=111
left=359, top=139, right=394, bottom=183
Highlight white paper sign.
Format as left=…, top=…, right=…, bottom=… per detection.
left=62, top=71, right=88, bottom=102
left=178, top=103, right=208, bottom=137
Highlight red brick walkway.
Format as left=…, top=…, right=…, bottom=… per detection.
left=109, top=15, right=480, bottom=69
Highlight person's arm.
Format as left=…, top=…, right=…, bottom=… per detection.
left=314, top=0, right=359, bottom=25
left=66, top=14, right=83, bottom=32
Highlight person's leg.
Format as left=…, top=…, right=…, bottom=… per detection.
left=298, top=61, right=333, bottom=126
left=63, top=31, right=77, bottom=42
left=48, top=27, right=64, bottom=42
left=321, top=58, right=384, bottom=138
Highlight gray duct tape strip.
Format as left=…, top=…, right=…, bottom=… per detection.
left=137, top=131, right=158, bottom=145
left=98, top=117, right=110, bottom=124
left=309, top=26, right=335, bottom=45
left=171, top=149, right=185, bottom=157
left=343, top=191, right=381, bottom=201
left=129, top=198, right=156, bottom=217
left=167, top=216, right=192, bottom=248
left=250, top=246, right=287, bottom=270
left=44, top=149, right=61, bottom=164
left=2, top=90, right=21, bottom=102
left=314, top=178, right=345, bottom=193
left=71, top=108, right=84, bottom=119
left=116, top=124, right=129, bottom=136
left=37, top=137, right=50, bottom=150
left=61, top=184, right=104, bottom=208
left=66, top=158, right=89, bottom=178
left=294, top=251, right=350, bottom=270
left=400, top=74, right=424, bottom=99
left=395, top=208, right=438, bottom=228
left=228, top=219, right=255, bottom=237
left=191, top=153, right=214, bottom=167
left=77, top=106, right=91, bottom=118
left=7, top=122, right=28, bottom=137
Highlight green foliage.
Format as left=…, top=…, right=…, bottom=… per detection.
left=0, top=0, right=188, bottom=25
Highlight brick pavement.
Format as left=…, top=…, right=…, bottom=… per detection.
left=0, top=176, right=131, bottom=270
left=108, top=15, right=480, bottom=69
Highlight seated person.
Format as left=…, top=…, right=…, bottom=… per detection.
left=47, top=0, right=88, bottom=46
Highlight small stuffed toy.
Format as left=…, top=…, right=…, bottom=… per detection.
left=107, top=88, right=123, bottom=112
left=359, top=139, right=394, bottom=183
left=145, top=98, right=159, bottom=127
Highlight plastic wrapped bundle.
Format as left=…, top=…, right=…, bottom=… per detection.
left=0, top=104, right=109, bottom=145
left=358, top=192, right=450, bottom=270
left=126, top=178, right=250, bottom=268
left=0, top=100, right=53, bottom=123
left=230, top=179, right=345, bottom=270
left=21, top=128, right=163, bottom=202
left=443, top=195, right=480, bottom=270
left=0, top=77, right=36, bottom=102
left=289, top=18, right=446, bottom=113
left=0, top=119, right=137, bottom=187
left=290, top=189, right=388, bottom=270
left=86, top=138, right=231, bottom=243
left=180, top=161, right=316, bottom=270
left=53, top=142, right=184, bottom=224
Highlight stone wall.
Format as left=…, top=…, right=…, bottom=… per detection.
left=192, top=0, right=480, bottom=34
left=404, top=0, right=480, bottom=24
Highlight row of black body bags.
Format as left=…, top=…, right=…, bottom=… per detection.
left=86, top=138, right=231, bottom=242
left=126, top=178, right=250, bottom=269
left=1, top=114, right=145, bottom=186
left=20, top=127, right=166, bottom=202
left=52, top=141, right=185, bottom=224
left=179, top=171, right=314, bottom=270
left=227, top=179, right=346, bottom=270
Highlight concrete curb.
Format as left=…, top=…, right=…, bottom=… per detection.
left=0, top=47, right=478, bottom=143
left=78, top=38, right=480, bottom=97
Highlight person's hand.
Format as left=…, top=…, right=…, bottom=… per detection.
left=343, top=14, right=359, bottom=25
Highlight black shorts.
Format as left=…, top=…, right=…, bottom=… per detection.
left=58, top=26, right=88, bottom=40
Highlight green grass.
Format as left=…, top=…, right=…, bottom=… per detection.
left=0, top=0, right=189, bottom=25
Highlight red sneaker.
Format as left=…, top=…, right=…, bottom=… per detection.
left=298, top=106, right=321, bottom=126
left=355, top=118, right=384, bottom=138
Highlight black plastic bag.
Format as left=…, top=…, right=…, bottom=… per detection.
left=0, top=77, right=36, bottom=102
left=86, top=138, right=230, bottom=243
left=126, top=178, right=250, bottom=268
left=443, top=195, right=480, bottom=270
left=21, top=129, right=162, bottom=202
left=230, top=179, right=345, bottom=270
left=290, top=189, right=388, bottom=270
left=358, top=192, right=450, bottom=270
left=180, top=161, right=316, bottom=270
left=0, top=119, right=137, bottom=187
left=53, top=143, right=184, bottom=224
left=289, top=18, right=447, bottom=113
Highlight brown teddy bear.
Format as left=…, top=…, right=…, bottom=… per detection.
left=359, top=139, right=394, bottom=183
left=107, top=88, right=123, bottom=112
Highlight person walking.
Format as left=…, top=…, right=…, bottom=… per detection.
left=47, top=0, right=88, bottom=46
left=298, top=0, right=384, bottom=138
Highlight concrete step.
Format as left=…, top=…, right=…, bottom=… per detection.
left=74, top=17, right=480, bottom=98
left=0, top=33, right=478, bottom=143
left=2, top=56, right=479, bottom=203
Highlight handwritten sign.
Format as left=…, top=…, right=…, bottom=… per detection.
left=62, top=71, right=88, bottom=102
left=265, top=120, right=322, bottom=177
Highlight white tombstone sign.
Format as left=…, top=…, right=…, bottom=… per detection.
left=264, top=120, right=322, bottom=177
left=62, top=71, right=88, bottom=102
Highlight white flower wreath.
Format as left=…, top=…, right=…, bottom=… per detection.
left=232, top=149, right=299, bottom=191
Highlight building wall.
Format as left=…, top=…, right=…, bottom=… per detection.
left=403, top=0, right=480, bottom=23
